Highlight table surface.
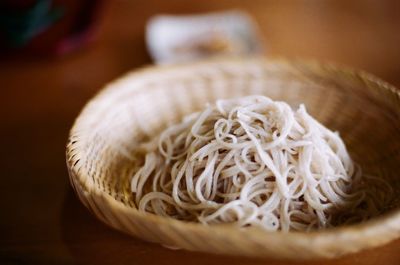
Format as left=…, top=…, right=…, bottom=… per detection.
left=1, top=1, right=400, bottom=264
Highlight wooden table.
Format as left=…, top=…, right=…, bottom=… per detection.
left=1, top=1, right=400, bottom=264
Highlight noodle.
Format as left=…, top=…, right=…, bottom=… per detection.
left=130, top=95, right=392, bottom=231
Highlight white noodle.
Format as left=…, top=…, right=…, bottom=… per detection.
left=130, top=95, right=392, bottom=231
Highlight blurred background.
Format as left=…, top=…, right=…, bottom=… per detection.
left=1, top=1, right=400, bottom=264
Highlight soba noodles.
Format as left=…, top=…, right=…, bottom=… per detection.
left=131, top=95, right=392, bottom=231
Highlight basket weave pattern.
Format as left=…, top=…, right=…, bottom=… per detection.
left=66, top=58, right=400, bottom=259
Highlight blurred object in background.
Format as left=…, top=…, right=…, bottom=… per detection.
left=146, top=10, right=264, bottom=64
left=0, top=0, right=104, bottom=57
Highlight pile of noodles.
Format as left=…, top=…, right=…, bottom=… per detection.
left=131, top=95, right=392, bottom=231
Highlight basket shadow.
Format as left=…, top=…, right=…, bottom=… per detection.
left=60, top=187, right=287, bottom=265
left=61, top=184, right=400, bottom=265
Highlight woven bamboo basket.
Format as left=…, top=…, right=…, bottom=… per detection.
left=66, top=58, right=400, bottom=260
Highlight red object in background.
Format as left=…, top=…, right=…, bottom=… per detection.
left=0, top=0, right=104, bottom=57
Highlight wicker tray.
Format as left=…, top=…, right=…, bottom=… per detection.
left=66, top=58, right=400, bottom=260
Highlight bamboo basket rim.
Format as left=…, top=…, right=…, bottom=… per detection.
left=66, top=57, right=400, bottom=257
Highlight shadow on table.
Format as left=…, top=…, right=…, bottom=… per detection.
left=60, top=187, right=395, bottom=265
left=60, top=188, right=284, bottom=265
